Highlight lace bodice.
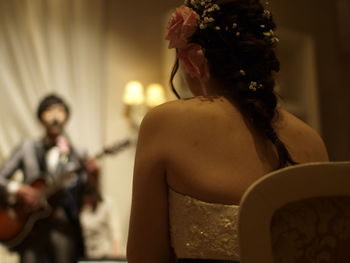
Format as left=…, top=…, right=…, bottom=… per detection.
left=168, top=189, right=240, bottom=261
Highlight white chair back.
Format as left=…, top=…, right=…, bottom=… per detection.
left=238, top=161, right=350, bottom=263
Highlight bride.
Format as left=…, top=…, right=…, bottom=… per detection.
left=127, top=0, right=329, bottom=262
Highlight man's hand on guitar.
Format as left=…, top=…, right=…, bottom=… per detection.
left=16, top=185, right=43, bottom=211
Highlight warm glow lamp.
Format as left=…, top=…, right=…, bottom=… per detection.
left=146, top=83, right=166, bottom=107
left=123, top=81, right=145, bottom=105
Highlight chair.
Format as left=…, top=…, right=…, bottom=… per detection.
left=238, top=161, right=350, bottom=263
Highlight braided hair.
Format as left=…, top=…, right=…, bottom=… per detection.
left=170, top=0, right=297, bottom=169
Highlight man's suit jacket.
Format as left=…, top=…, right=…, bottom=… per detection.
left=0, top=137, right=87, bottom=217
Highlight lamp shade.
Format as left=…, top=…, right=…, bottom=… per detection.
left=146, top=83, right=166, bottom=107
left=123, top=81, right=145, bottom=105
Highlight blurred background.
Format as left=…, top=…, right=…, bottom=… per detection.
left=0, top=0, right=349, bottom=261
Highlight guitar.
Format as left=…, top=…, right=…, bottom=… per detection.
left=0, top=139, right=131, bottom=248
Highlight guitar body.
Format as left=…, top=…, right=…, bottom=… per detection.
left=0, top=179, right=52, bottom=248
left=0, top=139, right=131, bottom=248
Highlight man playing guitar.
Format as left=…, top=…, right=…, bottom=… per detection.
left=0, top=94, right=99, bottom=263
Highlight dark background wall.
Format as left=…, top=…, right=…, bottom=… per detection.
left=271, top=0, right=350, bottom=160
left=105, top=0, right=350, bottom=161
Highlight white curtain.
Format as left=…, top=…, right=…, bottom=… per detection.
left=0, top=0, right=106, bottom=161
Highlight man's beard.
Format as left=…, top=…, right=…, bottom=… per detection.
left=47, top=119, right=64, bottom=135
left=50, top=119, right=63, bottom=128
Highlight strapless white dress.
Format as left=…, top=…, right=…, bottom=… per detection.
left=168, top=188, right=240, bottom=262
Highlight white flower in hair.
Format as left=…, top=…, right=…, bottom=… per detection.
left=186, top=0, right=221, bottom=30
left=263, top=9, right=271, bottom=18
left=204, top=17, right=215, bottom=22
left=240, top=70, right=246, bottom=76
left=263, top=30, right=274, bottom=37
left=262, top=29, right=279, bottom=44
left=249, top=81, right=263, bottom=91
left=249, top=82, right=257, bottom=91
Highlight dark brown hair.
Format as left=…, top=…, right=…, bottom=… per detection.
left=170, top=0, right=297, bottom=168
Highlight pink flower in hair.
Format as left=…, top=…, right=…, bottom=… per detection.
left=165, top=5, right=199, bottom=49
left=178, top=43, right=210, bottom=80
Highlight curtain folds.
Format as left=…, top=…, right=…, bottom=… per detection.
left=0, top=0, right=106, bottom=161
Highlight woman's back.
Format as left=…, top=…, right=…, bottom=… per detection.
left=160, top=96, right=328, bottom=205
left=127, top=0, right=329, bottom=262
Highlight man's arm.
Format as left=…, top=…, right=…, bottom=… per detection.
left=0, top=142, right=48, bottom=209
left=0, top=144, right=24, bottom=204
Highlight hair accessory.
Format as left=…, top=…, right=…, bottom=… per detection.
left=183, top=0, right=278, bottom=46
left=239, top=70, right=246, bottom=76
left=231, top=22, right=240, bottom=36
left=165, top=5, right=210, bottom=79
left=165, top=5, right=200, bottom=49
left=263, top=30, right=273, bottom=37
left=263, top=9, right=271, bottom=18
left=184, top=0, right=220, bottom=30
left=178, top=43, right=210, bottom=79
left=165, top=0, right=280, bottom=80
left=263, top=29, right=279, bottom=44
left=249, top=81, right=263, bottom=91
left=263, top=0, right=271, bottom=19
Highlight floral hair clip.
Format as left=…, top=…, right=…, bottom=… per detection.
left=165, top=5, right=210, bottom=79
left=165, top=5, right=199, bottom=50
left=165, top=0, right=279, bottom=79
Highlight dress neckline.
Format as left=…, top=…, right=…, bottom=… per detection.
left=168, top=188, right=239, bottom=207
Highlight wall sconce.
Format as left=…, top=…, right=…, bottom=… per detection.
left=123, top=81, right=166, bottom=130
left=146, top=83, right=166, bottom=108
left=123, top=81, right=145, bottom=105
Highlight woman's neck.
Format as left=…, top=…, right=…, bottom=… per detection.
left=189, top=79, right=223, bottom=97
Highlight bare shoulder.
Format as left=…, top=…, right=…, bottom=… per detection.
left=277, top=108, right=329, bottom=162
left=140, top=97, right=222, bottom=132
left=137, top=99, right=190, bottom=146
left=139, top=99, right=189, bottom=131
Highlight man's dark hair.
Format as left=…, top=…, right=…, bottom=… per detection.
left=37, top=94, right=70, bottom=121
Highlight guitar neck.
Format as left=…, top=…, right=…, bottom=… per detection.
left=94, top=151, right=106, bottom=160
left=93, top=139, right=131, bottom=160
